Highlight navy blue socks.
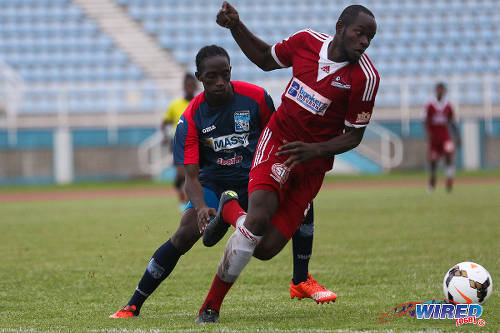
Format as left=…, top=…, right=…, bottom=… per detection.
left=291, top=203, right=314, bottom=285
left=127, top=239, right=181, bottom=314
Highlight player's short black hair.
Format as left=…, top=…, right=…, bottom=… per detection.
left=338, top=5, right=375, bottom=27
left=195, top=45, right=230, bottom=73
left=184, top=73, right=196, bottom=83
left=436, top=82, right=446, bottom=90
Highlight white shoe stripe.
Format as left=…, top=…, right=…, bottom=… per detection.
left=311, top=291, right=334, bottom=300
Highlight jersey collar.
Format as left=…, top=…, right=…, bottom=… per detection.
left=317, top=36, right=349, bottom=82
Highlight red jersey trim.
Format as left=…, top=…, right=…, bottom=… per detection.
left=182, top=93, right=205, bottom=164
left=359, top=54, right=377, bottom=102
left=271, top=44, right=287, bottom=68
left=232, top=81, right=272, bottom=130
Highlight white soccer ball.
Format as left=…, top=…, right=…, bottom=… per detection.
left=443, top=262, right=493, bottom=304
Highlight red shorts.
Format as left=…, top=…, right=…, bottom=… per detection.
left=248, top=127, right=325, bottom=240
left=429, top=139, right=454, bottom=161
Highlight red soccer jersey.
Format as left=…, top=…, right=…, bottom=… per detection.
left=425, top=98, right=454, bottom=143
left=269, top=29, right=380, bottom=172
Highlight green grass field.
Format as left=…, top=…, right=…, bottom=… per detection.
left=1, top=171, right=499, bottom=332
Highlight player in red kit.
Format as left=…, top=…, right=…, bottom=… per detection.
left=424, top=82, right=461, bottom=192
left=195, top=2, right=379, bottom=323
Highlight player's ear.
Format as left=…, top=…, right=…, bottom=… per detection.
left=335, top=20, right=344, bottom=34
left=195, top=71, right=202, bottom=82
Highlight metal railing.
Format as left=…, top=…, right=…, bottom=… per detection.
left=138, top=128, right=172, bottom=179
left=379, top=74, right=500, bottom=136
left=356, top=121, right=404, bottom=171
left=0, top=60, right=24, bottom=146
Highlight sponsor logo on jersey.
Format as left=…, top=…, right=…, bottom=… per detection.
left=201, top=125, right=215, bottom=134
left=234, top=111, right=250, bottom=132
left=431, top=114, right=448, bottom=125
left=331, top=76, right=351, bottom=89
left=202, top=124, right=216, bottom=133
left=205, top=133, right=250, bottom=152
left=356, top=111, right=371, bottom=123
left=217, top=155, right=243, bottom=166
left=270, top=163, right=290, bottom=185
left=285, top=78, right=331, bottom=116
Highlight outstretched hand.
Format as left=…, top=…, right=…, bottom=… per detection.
left=275, top=141, right=320, bottom=170
left=197, top=206, right=217, bottom=234
left=216, top=1, right=239, bottom=29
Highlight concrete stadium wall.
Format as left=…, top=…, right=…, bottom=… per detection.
left=485, top=137, right=500, bottom=168
left=0, top=120, right=499, bottom=185
left=396, top=139, right=428, bottom=171
left=0, top=149, right=53, bottom=184
left=0, top=127, right=156, bottom=185
left=0, top=147, right=145, bottom=185
left=74, top=147, right=144, bottom=181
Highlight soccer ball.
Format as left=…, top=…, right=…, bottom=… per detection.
left=443, top=262, right=493, bottom=304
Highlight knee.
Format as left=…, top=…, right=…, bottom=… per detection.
left=246, top=190, right=278, bottom=235
left=245, top=212, right=271, bottom=236
left=171, top=227, right=199, bottom=254
left=253, top=242, right=278, bottom=261
left=174, top=176, right=184, bottom=190
left=253, top=250, right=274, bottom=261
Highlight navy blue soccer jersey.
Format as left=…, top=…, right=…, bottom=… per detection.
left=173, top=81, right=275, bottom=187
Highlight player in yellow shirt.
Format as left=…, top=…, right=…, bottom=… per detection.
left=161, top=73, right=198, bottom=208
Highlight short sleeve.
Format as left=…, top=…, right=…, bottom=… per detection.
left=447, top=103, right=455, bottom=120
left=259, top=89, right=276, bottom=129
left=423, top=103, right=430, bottom=118
left=344, top=57, right=380, bottom=128
left=165, top=102, right=176, bottom=122
left=173, top=113, right=199, bottom=165
left=423, top=103, right=432, bottom=124
left=271, top=30, right=307, bottom=68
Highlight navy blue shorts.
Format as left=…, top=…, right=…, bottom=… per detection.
left=184, top=184, right=248, bottom=211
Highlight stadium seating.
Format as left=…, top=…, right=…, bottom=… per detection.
left=0, top=0, right=156, bottom=112
left=0, top=2, right=146, bottom=82
left=1, top=0, right=499, bottom=113
left=118, top=0, right=500, bottom=106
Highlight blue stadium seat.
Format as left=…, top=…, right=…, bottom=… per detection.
left=0, top=0, right=148, bottom=105
left=3, top=0, right=500, bottom=113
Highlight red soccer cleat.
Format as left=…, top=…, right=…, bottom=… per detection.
left=290, top=274, right=337, bottom=304
left=109, top=305, right=138, bottom=318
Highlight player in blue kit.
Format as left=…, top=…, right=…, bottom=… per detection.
left=109, top=45, right=334, bottom=319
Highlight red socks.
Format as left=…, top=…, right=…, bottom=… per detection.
left=198, top=274, right=233, bottom=314
left=222, top=200, right=246, bottom=227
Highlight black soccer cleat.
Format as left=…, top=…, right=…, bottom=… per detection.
left=195, top=307, right=219, bottom=324
left=202, top=190, right=238, bottom=247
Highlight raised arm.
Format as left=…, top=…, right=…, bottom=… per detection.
left=216, top=1, right=281, bottom=71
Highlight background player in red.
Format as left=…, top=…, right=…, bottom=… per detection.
left=196, top=2, right=379, bottom=323
left=109, top=45, right=333, bottom=318
left=424, top=82, right=461, bottom=192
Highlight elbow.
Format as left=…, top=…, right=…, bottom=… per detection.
left=258, top=62, right=275, bottom=72
left=260, top=64, right=275, bottom=72
left=256, top=55, right=277, bottom=72
left=348, top=141, right=360, bottom=151
left=350, top=135, right=364, bottom=150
